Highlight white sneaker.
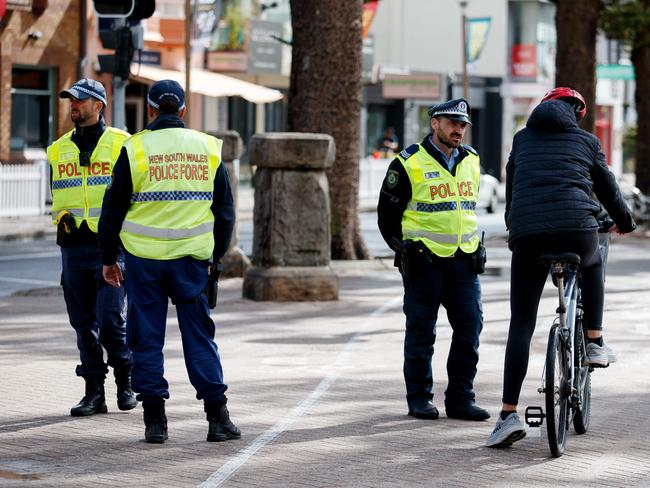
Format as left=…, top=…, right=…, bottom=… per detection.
left=485, top=413, right=526, bottom=448
left=606, top=344, right=617, bottom=364
left=586, top=342, right=609, bottom=366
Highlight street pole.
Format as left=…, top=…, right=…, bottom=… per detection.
left=460, top=0, right=468, bottom=101
left=185, top=0, right=192, bottom=120
left=460, top=1, right=471, bottom=143
left=112, top=17, right=127, bottom=130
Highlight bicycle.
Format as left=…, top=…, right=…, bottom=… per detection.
left=525, top=219, right=612, bottom=458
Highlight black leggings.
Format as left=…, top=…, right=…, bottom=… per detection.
left=502, top=231, right=603, bottom=405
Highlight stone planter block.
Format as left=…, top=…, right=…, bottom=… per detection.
left=243, top=266, right=339, bottom=301
left=249, top=132, right=335, bottom=170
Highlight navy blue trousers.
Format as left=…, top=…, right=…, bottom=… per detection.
left=124, top=253, right=227, bottom=404
left=402, top=253, right=483, bottom=408
left=61, top=243, right=131, bottom=379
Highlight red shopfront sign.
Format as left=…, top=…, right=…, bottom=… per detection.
left=511, top=44, right=537, bottom=78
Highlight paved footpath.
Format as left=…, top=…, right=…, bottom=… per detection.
left=0, top=236, right=649, bottom=487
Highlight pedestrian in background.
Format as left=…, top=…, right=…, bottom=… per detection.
left=375, top=126, right=399, bottom=157
left=99, top=79, right=239, bottom=444
left=47, top=78, right=136, bottom=417
left=377, top=98, right=490, bottom=422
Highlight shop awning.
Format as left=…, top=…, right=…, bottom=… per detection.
left=130, top=65, right=284, bottom=104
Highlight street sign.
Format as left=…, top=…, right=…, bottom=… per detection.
left=248, top=20, right=283, bottom=75
left=597, top=64, right=635, bottom=80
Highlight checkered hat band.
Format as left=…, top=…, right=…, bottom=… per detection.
left=431, top=109, right=467, bottom=117
left=147, top=95, right=185, bottom=111
left=73, top=85, right=107, bottom=105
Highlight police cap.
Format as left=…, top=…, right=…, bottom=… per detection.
left=427, top=98, right=472, bottom=125
left=147, top=79, right=186, bottom=114
left=60, top=78, right=107, bottom=107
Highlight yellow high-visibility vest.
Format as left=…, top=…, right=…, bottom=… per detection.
left=399, top=144, right=481, bottom=257
left=47, top=127, right=129, bottom=233
left=119, top=128, right=222, bottom=261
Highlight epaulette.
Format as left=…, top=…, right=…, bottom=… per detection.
left=462, top=143, right=478, bottom=156
left=398, top=144, right=419, bottom=160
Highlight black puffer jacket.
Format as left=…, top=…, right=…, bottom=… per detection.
left=505, top=100, right=635, bottom=244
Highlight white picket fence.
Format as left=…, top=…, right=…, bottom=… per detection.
left=0, top=161, right=48, bottom=217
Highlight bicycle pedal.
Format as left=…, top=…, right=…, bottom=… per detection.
left=590, top=363, right=610, bottom=369
left=524, top=406, right=545, bottom=427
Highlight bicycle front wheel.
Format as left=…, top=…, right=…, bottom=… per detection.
left=573, top=307, right=591, bottom=434
left=545, top=324, right=569, bottom=457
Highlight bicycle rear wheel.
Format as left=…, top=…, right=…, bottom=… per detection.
left=545, top=324, right=569, bottom=457
left=573, top=307, right=591, bottom=434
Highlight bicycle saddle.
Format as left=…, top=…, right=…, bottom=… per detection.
left=538, top=253, right=581, bottom=266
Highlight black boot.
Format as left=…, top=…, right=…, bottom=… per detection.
left=70, top=377, right=107, bottom=417
left=205, top=401, right=241, bottom=442
left=114, top=368, right=137, bottom=411
left=143, top=400, right=168, bottom=444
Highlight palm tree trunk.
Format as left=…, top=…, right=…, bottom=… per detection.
left=288, top=0, right=369, bottom=259
left=632, top=0, right=650, bottom=194
left=554, top=0, right=602, bottom=133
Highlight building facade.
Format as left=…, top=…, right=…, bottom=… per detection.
left=0, top=0, right=82, bottom=163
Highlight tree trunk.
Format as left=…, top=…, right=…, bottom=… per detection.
left=633, top=0, right=650, bottom=194
left=554, top=0, right=602, bottom=133
left=288, top=0, right=369, bottom=259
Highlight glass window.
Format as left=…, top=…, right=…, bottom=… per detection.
left=10, top=67, right=54, bottom=150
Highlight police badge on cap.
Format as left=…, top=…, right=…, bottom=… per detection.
left=427, top=98, right=472, bottom=125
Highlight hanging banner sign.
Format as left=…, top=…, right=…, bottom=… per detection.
left=511, top=44, right=537, bottom=78
left=466, top=17, right=491, bottom=63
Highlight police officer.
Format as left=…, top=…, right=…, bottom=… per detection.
left=99, top=79, right=238, bottom=444
left=377, top=98, right=490, bottom=421
left=47, top=78, right=136, bottom=417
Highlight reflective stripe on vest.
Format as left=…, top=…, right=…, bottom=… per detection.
left=51, top=207, right=85, bottom=219
left=47, top=127, right=129, bottom=233
left=403, top=229, right=478, bottom=244
left=120, top=128, right=222, bottom=261
left=131, top=190, right=213, bottom=202
left=399, top=143, right=480, bottom=257
left=406, top=201, right=477, bottom=212
left=121, top=221, right=214, bottom=239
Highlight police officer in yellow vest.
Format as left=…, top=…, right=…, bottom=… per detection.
left=99, top=80, right=239, bottom=444
left=377, top=98, right=490, bottom=422
left=47, top=78, right=136, bottom=417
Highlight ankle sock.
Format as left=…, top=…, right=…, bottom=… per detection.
left=500, top=410, right=515, bottom=420
left=588, top=337, right=604, bottom=347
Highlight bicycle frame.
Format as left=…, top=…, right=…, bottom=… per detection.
left=528, top=222, right=611, bottom=457
left=554, top=262, right=580, bottom=392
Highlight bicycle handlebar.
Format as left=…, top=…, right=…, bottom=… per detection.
left=596, top=216, right=615, bottom=233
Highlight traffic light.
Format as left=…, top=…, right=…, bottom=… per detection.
left=98, top=26, right=133, bottom=79
left=95, top=0, right=153, bottom=78
left=93, top=0, right=155, bottom=21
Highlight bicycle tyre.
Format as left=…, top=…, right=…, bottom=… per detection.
left=545, top=324, right=569, bottom=457
left=573, top=307, right=591, bottom=434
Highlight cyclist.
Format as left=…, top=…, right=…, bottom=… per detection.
left=486, top=87, right=636, bottom=448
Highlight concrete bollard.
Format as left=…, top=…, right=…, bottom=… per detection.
left=209, top=130, right=251, bottom=278
left=243, top=132, right=339, bottom=301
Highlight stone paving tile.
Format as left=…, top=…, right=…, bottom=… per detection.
left=0, top=238, right=649, bottom=487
